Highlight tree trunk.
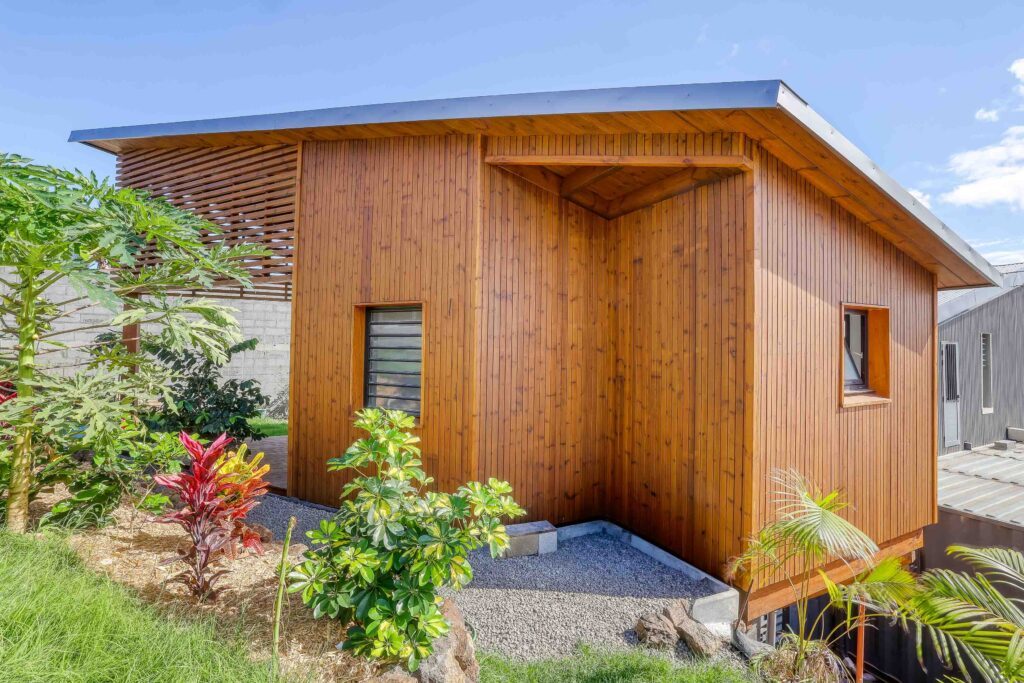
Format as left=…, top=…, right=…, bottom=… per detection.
left=6, top=279, right=37, bottom=532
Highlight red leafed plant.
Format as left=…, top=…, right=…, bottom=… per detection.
left=154, top=431, right=269, bottom=600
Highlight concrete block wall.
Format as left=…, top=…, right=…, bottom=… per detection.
left=1, top=272, right=291, bottom=414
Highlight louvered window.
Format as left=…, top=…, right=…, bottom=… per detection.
left=364, top=306, right=422, bottom=416
left=981, top=332, right=993, bottom=412
left=943, top=343, right=960, bottom=401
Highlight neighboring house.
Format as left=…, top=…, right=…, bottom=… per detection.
left=70, top=80, right=999, bottom=618
left=937, top=263, right=1024, bottom=453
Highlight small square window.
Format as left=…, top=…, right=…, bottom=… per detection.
left=841, top=304, right=890, bottom=406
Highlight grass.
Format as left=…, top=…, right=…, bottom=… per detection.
left=251, top=417, right=288, bottom=437
left=0, top=531, right=280, bottom=683
left=479, top=646, right=753, bottom=683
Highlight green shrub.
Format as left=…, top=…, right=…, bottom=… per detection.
left=0, top=531, right=278, bottom=682
left=40, top=420, right=184, bottom=529
left=142, top=337, right=269, bottom=441
left=289, top=409, right=525, bottom=671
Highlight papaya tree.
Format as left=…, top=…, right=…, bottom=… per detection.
left=0, top=152, right=265, bottom=531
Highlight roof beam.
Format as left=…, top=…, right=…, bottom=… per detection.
left=560, top=166, right=620, bottom=196
left=485, top=154, right=753, bottom=170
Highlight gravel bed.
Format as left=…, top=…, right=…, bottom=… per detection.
left=445, top=533, right=716, bottom=661
left=252, top=495, right=717, bottom=661
left=248, top=492, right=335, bottom=540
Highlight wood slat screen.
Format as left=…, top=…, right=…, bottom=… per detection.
left=364, top=307, right=423, bottom=415
left=116, top=144, right=298, bottom=301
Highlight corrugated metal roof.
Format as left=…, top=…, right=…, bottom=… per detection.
left=938, top=262, right=1024, bottom=323
left=939, top=444, right=1024, bottom=528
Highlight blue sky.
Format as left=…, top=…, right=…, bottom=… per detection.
left=3, top=0, right=1023, bottom=263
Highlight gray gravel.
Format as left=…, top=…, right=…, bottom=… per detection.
left=248, top=492, right=335, bottom=540
left=252, top=495, right=714, bottom=661
left=445, top=533, right=715, bottom=661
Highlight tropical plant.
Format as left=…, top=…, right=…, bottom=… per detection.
left=876, top=545, right=1024, bottom=682
left=288, top=408, right=526, bottom=671
left=726, top=469, right=881, bottom=682
left=0, top=152, right=265, bottom=532
left=141, top=337, right=270, bottom=441
left=40, top=419, right=184, bottom=529
left=154, top=432, right=269, bottom=599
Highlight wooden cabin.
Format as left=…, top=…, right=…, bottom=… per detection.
left=71, top=80, right=1000, bottom=617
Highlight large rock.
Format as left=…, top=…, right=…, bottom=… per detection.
left=416, top=599, right=479, bottom=683
left=635, top=611, right=679, bottom=648
left=663, top=600, right=723, bottom=657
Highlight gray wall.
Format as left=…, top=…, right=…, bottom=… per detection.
left=1, top=274, right=291, bottom=414
left=924, top=510, right=1024, bottom=599
left=938, top=286, right=1024, bottom=453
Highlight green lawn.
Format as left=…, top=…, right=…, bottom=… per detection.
left=251, top=417, right=288, bottom=437
left=0, top=532, right=278, bottom=683
left=480, top=647, right=752, bottom=683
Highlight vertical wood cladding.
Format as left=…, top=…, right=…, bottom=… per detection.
left=752, top=149, right=937, bottom=560
left=277, top=133, right=935, bottom=587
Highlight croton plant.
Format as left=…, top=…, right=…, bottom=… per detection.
left=155, top=432, right=269, bottom=600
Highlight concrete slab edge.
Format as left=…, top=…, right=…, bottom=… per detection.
left=555, top=520, right=739, bottom=625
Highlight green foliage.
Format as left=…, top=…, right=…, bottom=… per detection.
left=289, top=409, right=526, bottom=671
left=0, top=531, right=281, bottom=683
left=479, top=645, right=753, bottom=683
left=882, top=545, right=1024, bottom=682
left=726, top=470, right=880, bottom=682
left=0, top=152, right=266, bottom=530
left=251, top=417, right=288, bottom=438
left=40, top=421, right=183, bottom=529
left=141, top=337, right=270, bottom=441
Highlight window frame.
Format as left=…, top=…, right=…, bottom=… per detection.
left=981, top=332, right=994, bottom=414
left=843, top=308, right=870, bottom=393
left=352, top=302, right=426, bottom=423
left=839, top=302, right=891, bottom=408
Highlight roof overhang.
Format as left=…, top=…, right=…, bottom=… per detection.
left=69, top=80, right=1000, bottom=289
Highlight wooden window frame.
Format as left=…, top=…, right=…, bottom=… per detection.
left=981, top=332, right=994, bottom=414
left=352, top=301, right=426, bottom=424
left=840, top=303, right=891, bottom=408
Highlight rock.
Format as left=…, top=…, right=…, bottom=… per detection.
left=367, top=667, right=416, bottom=683
left=249, top=523, right=274, bottom=544
left=732, top=621, right=773, bottom=660
left=662, top=601, right=723, bottom=657
left=635, top=611, right=679, bottom=648
left=416, top=599, right=479, bottom=683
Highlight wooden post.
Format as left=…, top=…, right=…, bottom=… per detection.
left=856, top=603, right=866, bottom=683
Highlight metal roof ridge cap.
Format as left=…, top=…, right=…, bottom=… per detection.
left=68, top=80, right=785, bottom=145
left=774, top=82, right=1001, bottom=288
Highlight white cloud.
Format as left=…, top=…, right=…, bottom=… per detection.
left=907, top=188, right=932, bottom=208
left=1011, top=58, right=1024, bottom=82
left=940, top=126, right=1024, bottom=210
left=975, top=107, right=1000, bottom=122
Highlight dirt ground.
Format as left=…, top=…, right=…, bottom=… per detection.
left=31, top=487, right=373, bottom=683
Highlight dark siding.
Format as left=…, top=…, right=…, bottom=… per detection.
left=938, top=286, right=1024, bottom=453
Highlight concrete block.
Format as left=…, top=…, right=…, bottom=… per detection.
left=994, top=440, right=1014, bottom=451
left=504, top=520, right=557, bottom=557
left=1007, top=428, right=1024, bottom=442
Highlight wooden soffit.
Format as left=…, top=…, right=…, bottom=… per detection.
left=485, top=153, right=751, bottom=219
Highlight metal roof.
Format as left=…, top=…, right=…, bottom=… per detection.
left=938, top=262, right=1024, bottom=323
left=939, top=444, right=1024, bottom=528
left=68, top=80, right=1000, bottom=288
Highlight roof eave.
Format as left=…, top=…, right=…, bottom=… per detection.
left=775, top=84, right=1002, bottom=289
left=68, top=80, right=785, bottom=151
